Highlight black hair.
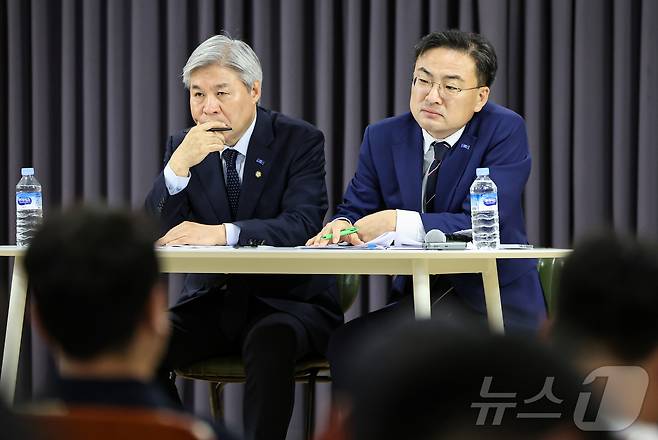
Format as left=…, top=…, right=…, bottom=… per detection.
left=414, top=29, right=498, bottom=87
left=554, top=233, right=658, bottom=362
left=348, top=321, right=604, bottom=440
left=24, top=206, right=160, bottom=360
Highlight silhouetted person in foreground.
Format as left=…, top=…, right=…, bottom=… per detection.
left=322, top=319, right=609, bottom=440
left=24, top=206, right=237, bottom=439
left=552, top=233, right=658, bottom=438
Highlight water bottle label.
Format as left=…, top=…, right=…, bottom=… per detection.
left=16, top=192, right=42, bottom=211
left=472, top=193, right=498, bottom=210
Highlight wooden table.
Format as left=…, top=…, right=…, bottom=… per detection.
left=0, top=245, right=570, bottom=403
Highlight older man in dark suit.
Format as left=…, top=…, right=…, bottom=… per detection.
left=145, top=35, right=342, bottom=440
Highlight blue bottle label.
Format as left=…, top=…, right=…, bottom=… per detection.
left=16, top=192, right=42, bottom=211
left=472, top=193, right=497, bottom=211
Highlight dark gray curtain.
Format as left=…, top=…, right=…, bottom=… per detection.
left=2, top=0, right=657, bottom=438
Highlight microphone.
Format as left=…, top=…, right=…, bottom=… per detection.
left=423, top=229, right=469, bottom=250
left=424, top=229, right=447, bottom=244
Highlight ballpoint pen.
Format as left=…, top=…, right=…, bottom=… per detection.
left=321, top=226, right=359, bottom=240
left=207, top=127, right=232, bottom=132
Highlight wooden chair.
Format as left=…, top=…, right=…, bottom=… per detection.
left=21, top=405, right=217, bottom=440
left=537, top=257, right=565, bottom=317
left=176, top=274, right=361, bottom=440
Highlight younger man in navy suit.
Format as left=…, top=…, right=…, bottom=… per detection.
left=308, top=30, right=544, bottom=390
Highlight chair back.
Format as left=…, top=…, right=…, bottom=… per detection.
left=537, top=257, right=565, bottom=317
left=21, top=405, right=216, bottom=440
left=337, top=274, right=360, bottom=313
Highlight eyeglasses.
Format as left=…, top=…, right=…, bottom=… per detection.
left=412, top=76, right=483, bottom=98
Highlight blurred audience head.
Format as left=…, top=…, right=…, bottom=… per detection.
left=335, top=320, right=604, bottom=440
left=553, top=232, right=658, bottom=363
left=552, top=232, right=658, bottom=424
left=24, top=206, right=168, bottom=380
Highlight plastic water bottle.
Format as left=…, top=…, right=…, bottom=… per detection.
left=470, top=167, right=499, bottom=250
left=16, top=167, right=43, bottom=246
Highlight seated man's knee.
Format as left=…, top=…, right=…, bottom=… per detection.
left=243, top=317, right=300, bottom=361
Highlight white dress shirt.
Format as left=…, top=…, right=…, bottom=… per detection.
left=163, top=112, right=258, bottom=245
left=394, top=126, right=466, bottom=244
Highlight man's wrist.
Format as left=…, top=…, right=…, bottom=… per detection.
left=216, top=224, right=227, bottom=245
left=168, top=150, right=190, bottom=177
left=170, top=161, right=190, bottom=178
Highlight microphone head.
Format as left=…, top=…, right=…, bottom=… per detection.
left=424, top=229, right=446, bottom=243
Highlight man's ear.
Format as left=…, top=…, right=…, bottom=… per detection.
left=250, top=80, right=262, bottom=104
left=474, top=86, right=490, bottom=112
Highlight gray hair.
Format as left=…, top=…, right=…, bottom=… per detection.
left=182, top=35, right=263, bottom=89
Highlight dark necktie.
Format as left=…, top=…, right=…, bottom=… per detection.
left=222, top=148, right=240, bottom=219
left=220, top=148, right=246, bottom=338
left=424, top=141, right=450, bottom=212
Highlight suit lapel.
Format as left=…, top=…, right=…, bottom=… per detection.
left=236, top=108, right=275, bottom=220
left=392, top=119, right=424, bottom=211
left=434, top=130, right=477, bottom=212
left=195, top=151, right=233, bottom=223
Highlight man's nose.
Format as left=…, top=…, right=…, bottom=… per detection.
left=425, top=84, right=444, bottom=105
left=203, top=94, right=221, bottom=113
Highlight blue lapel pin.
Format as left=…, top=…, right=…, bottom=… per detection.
left=460, top=143, right=471, bottom=150
left=256, top=158, right=265, bottom=165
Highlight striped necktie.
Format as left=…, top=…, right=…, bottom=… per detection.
left=424, top=141, right=450, bottom=212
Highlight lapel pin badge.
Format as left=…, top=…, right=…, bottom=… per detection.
left=460, top=143, right=471, bottom=150
left=256, top=158, right=265, bottom=165
left=255, top=171, right=262, bottom=178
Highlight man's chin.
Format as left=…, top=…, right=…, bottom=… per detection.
left=418, top=120, right=446, bottom=135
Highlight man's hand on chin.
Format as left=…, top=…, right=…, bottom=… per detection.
left=156, top=221, right=227, bottom=246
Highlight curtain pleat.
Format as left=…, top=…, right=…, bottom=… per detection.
left=637, top=0, right=658, bottom=236
left=573, top=0, right=613, bottom=238
left=549, top=0, right=574, bottom=248
left=2, top=1, right=658, bottom=438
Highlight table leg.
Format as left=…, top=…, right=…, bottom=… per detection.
left=1, top=256, right=27, bottom=404
left=481, top=259, right=505, bottom=334
left=412, top=260, right=431, bottom=319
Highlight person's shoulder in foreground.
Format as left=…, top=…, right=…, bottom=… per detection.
left=23, top=205, right=240, bottom=439
left=341, top=319, right=611, bottom=440
left=551, top=232, right=658, bottom=438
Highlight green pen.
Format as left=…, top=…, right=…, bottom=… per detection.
left=321, top=226, right=358, bottom=240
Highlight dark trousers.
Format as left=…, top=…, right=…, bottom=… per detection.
left=158, top=291, right=312, bottom=440
left=327, top=278, right=488, bottom=394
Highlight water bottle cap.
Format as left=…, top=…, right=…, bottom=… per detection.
left=21, top=167, right=34, bottom=176
left=476, top=167, right=489, bottom=176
